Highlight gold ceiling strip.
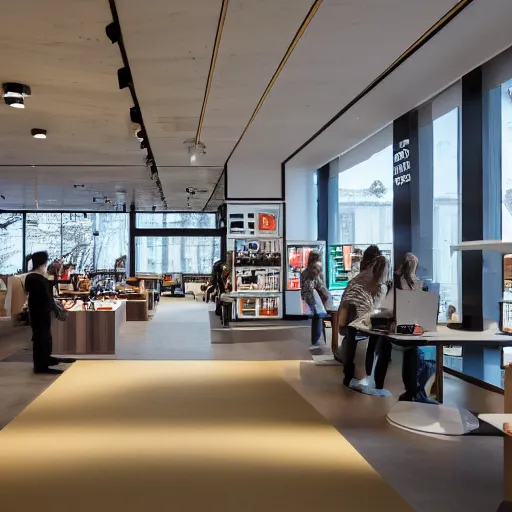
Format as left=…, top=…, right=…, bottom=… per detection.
left=196, top=0, right=230, bottom=145
left=225, top=0, right=323, bottom=163
left=376, top=0, right=472, bottom=80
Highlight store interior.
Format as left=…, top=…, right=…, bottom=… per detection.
left=2, top=0, right=512, bottom=511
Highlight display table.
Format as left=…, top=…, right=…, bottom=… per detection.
left=124, top=298, right=149, bottom=321
left=345, top=325, right=512, bottom=509
left=52, top=301, right=126, bottom=355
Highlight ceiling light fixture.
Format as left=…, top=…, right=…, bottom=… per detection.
left=184, top=138, right=206, bottom=164
left=117, top=67, right=132, bottom=90
left=105, top=22, right=120, bottom=44
left=130, top=106, right=141, bottom=125
left=2, top=82, right=31, bottom=109
left=31, top=128, right=47, bottom=139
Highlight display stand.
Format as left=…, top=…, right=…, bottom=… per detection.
left=226, top=203, right=283, bottom=320
left=52, top=301, right=126, bottom=355
left=285, top=240, right=326, bottom=316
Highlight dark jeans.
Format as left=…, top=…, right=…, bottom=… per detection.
left=344, top=330, right=392, bottom=389
left=366, top=336, right=392, bottom=389
left=32, top=318, right=57, bottom=371
left=402, top=347, right=419, bottom=398
left=311, top=314, right=323, bottom=346
left=401, top=347, right=436, bottom=400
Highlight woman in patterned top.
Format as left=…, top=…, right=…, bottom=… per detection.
left=300, top=251, right=328, bottom=350
left=338, top=254, right=388, bottom=388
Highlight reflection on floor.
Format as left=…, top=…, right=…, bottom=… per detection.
left=0, top=297, right=506, bottom=511
left=0, top=361, right=412, bottom=512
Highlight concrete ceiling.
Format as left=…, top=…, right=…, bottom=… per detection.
left=0, top=0, right=161, bottom=210
left=0, top=0, right=505, bottom=212
left=286, top=0, right=512, bottom=173
left=228, top=0, right=461, bottom=174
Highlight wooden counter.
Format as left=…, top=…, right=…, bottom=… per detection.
left=52, top=301, right=126, bottom=355
left=125, top=299, right=149, bottom=321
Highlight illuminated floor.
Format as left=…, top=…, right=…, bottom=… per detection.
left=0, top=360, right=411, bottom=512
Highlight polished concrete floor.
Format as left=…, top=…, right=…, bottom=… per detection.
left=0, top=360, right=412, bottom=512
left=0, top=297, right=506, bottom=511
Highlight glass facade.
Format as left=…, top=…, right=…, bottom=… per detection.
left=135, top=236, right=221, bottom=274
left=0, top=214, right=23, bottom=275
left=6, top=213, right=130, bottom=274
left=433, top=108, right=461, bottom=321
left=338, top=145, right=393, bottom=246
left=136, top=212, right=216, bottom=229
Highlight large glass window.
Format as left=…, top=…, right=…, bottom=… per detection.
left=338, top=145, right=393, bottom=245
left=26, top=213, right=62, bottom=263
left=501, top=78, right=512, bottom=241
left=0, top=213, right=23, bottom=274
left=26, top=213, right=129, bottom=272
left=433, top=108, right=461, bottom=321
left=135, top=237, right=221, bottom=274
left=136, top=212, right=216, bottom=229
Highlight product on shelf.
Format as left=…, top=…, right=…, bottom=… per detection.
left=235, top=268, right=281, bottom=292
left=287, top=244, right=322, bottom=290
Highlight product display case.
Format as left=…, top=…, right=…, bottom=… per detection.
left=328, top=245, right=355, bottom=291
left=285, top=240, right=326, bottom=316
left=227, top=203, right=284, bottom=320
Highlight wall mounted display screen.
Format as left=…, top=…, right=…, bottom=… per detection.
left=227, top=205, right=281, bottom=237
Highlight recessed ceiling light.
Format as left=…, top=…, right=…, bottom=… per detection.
left=190, top=154, right=196, bottom=163
left=31, top=128, right=47, bottom=139
left=2, top=82, right=31, bottom=109
left=6, top=97, right=25, bottom=108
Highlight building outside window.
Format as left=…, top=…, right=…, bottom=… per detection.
left=136, top=212, right=216, bottom=229
left=338, top=144, right=393, bottom=246
left=135, top=237, right=221, bottom=274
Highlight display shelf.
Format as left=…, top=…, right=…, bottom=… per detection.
left=451, top=240, right=512, bottom=254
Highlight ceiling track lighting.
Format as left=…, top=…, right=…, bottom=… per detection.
left=31, top=128, right=47, bottom=139
left=130, top=106, right=142, bottom=125
left=105, top=22, right=120, bottom=44
left=2, top=82, right=31, bottom=109
left=118, top=67, right=132, bottom=90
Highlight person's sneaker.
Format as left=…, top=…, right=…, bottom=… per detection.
left=309, top=344, right=321, bottom=351
left=34, top=368, right=64, bottom=375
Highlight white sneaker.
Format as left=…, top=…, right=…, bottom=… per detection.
left=309, top=344, right=321, bottom=351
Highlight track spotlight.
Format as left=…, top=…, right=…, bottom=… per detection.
left=130, top=106, right=141, bottom=125
left=135, top=129, right=144, bottom=141
left=2, top=83, right=31, bottom=109
left=31, top=128, right=47, bottom=139
left=118, top=67, right=132, bottom=90
left=140, top=139, right=148, bottom=150
left=105, top=22, right=120, bottom=44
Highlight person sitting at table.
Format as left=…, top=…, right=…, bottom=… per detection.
left=395, top=253, right=437, bottom=403
left=338, top=254, right=389, bottom=390
left=358, top=245, right=387, bottom=380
